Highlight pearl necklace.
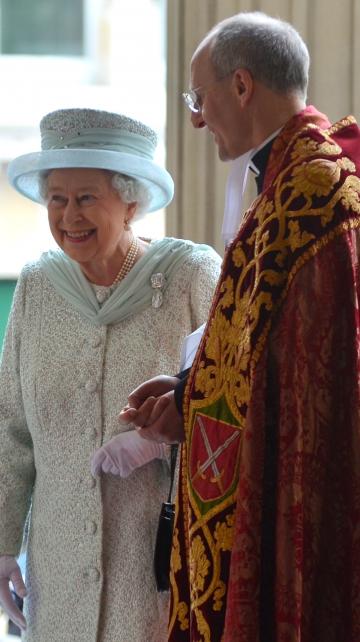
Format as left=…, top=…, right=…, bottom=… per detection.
left=111, top=235, right=140, bottom=286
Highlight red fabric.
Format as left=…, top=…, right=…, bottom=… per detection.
left=168, top=108, right=360, bottom=642
left=264, top=104, right=331, bottom=188
left=225, top=231, right=360, bottom=641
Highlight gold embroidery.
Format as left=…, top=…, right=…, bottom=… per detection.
left=287, top=220, right=315, bottom=251
left=194, top=290, right=253, bottom=419
left=213, top=580, right=226, bottom=611
left=251, top=196, right=275, bottom=227
left=337, top=157, right=356, bottom=172
left=190, top=535, right=211, bottom=596
left=214, top=512, right=235, bottom=552
left=338, top=175, right=360, bottom=213
left=291, top=159, right=341, bottom=197
left=291, top=137, right=342, bottom=161
left=172, top=526, right=182, bottom=573
left=232, top=244, right=247, bottom=269
left=327, top=115, right=356, bottom=135
left=194, top=607, right=211, bottom=642
left=219, top=276, right=235, bottom=309
left=178, top=601, right=189, bottom=631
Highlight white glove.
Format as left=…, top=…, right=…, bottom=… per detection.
left=91, top=430, right=167, bottom=478
left=0, top=555, right=27, bottom=631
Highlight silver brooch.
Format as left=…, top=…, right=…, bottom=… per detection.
left=151, top=272, right=165, bottom=308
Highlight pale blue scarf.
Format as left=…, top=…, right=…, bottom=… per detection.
left=40, top=238, right=208, bottom=326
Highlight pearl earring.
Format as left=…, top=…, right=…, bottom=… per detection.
left=124, top=219, right=131, bottom=230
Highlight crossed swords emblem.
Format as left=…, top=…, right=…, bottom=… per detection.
left=191, top=415, right=240, bottom=494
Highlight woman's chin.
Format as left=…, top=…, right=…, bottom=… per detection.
left=62, top=243, right=94, bottom=263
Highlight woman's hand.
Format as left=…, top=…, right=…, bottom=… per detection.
left=90, top=430, right=167, bottom=477
left=0, top=555, right=27, bottom=631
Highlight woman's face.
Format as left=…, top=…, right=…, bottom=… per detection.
left=46, top=168, right=136, bottom=268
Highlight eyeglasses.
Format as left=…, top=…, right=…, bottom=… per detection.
left=182, top=71, right=237, bottom=114
left=182, top=88, right=204, bottom=114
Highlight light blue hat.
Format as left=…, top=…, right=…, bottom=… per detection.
left=7, top=108, right=174, bottom=213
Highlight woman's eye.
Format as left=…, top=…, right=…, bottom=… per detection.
left=79, top=194, right=95, bottom=204
left=49, top=195, right=66, bottom=206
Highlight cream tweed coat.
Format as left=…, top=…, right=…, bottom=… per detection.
left=0, top=242, right=221, bottom=642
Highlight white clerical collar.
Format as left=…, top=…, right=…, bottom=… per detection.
left=221, top=128, right=282, bottom=247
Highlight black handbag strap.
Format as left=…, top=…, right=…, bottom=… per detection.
left=167, top=444, right=178, bottom=503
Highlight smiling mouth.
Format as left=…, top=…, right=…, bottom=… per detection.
left=64, top=230, right=95, bottom=243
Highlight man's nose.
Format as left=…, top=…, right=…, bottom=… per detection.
left=191, top=110, right=206, bottom=129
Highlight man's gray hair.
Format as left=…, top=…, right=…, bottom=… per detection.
left=40, top=170, right=151, bottom=218
left=203, top=11, right=309, bottom=99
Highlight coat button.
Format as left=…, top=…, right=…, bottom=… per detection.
left=85, top=521, right=97, bottom=535
left=87, top=426, right=98, bottom=440
left=85, top=380, right=98, bottom=393
left=85, top=567, right=100, bottom=582
left=90, top=336, right=102, bottom=348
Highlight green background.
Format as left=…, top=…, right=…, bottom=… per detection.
left=0, top=280, right=16, bottom=348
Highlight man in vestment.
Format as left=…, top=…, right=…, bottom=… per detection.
left=118, top=11, right=360, bottom=642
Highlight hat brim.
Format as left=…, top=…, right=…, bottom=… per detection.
left=7, top=149, right=174, bottom=213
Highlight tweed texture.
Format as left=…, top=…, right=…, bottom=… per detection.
left=40, top=108, right=158, bottom=147
left=0, top=240, right=221, bottom=642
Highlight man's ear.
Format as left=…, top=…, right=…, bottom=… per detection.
left=233, top=68, right=254, bottom=105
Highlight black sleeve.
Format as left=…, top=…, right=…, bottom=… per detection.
left=174, top=367, right=191, bottom=380
left=173, top=374, right=189, bottom=416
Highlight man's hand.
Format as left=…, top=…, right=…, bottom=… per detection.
left=0, top=555, right=27, bottom=631
left=119, top=376, right=185, bottom=444
left=120, top=375, right=180, bottom=414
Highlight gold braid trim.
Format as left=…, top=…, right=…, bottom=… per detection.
left=326, top=115, right=357, bottom=135
left=283, top=217, right=360, bottom=302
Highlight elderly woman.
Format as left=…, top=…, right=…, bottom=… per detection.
left=0, top=108, right=221, bottom=642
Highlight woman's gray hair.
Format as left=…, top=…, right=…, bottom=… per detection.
left=39, top=170, right=151, bottom=218
left=110, top=173, right=150, bottom=218
left=203, top=11, right=309, bottom=100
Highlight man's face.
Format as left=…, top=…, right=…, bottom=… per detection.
left=189, top=47, right=251, bottom=161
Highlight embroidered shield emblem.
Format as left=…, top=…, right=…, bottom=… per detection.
left=189, top=410, right=241, bottom=508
